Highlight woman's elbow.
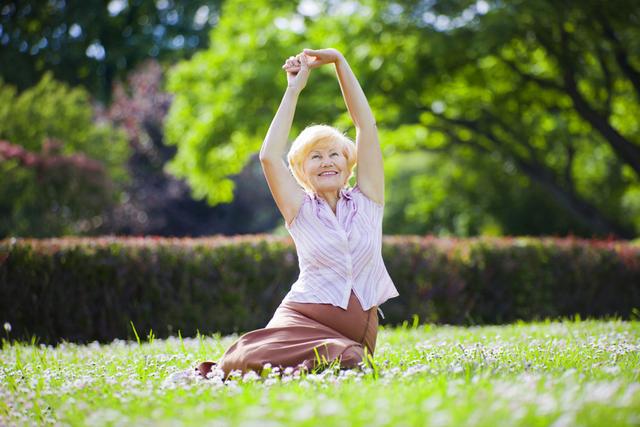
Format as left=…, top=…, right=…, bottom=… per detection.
left=259, top=153, right=271, bottom=163
left=259, top=153, right=281, bottom=165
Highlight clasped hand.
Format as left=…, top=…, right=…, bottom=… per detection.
left=282, top=48, right=343, bottom=92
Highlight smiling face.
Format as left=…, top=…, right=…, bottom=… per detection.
left=302, top=141, right=349, bottom=194
left=287, top=124, right=357, bottom=194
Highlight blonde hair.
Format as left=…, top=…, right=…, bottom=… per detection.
left=287, top=124, right=357, bottom=193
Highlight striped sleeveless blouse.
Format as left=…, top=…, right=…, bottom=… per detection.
left=283, top=184, right=399, bottom=311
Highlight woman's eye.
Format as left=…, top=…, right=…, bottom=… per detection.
left=331, top=153, right=338, bottom=157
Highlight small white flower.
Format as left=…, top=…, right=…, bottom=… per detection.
left=242, top=370, right=260, bottom=382
left=3, top=322, right=11, bottom=333
left=206, top=366, right=224, bottom=380
left=228, top=369, right=242, bottom=380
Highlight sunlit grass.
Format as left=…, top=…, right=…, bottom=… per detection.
left=1, top=319, right=639, bottom=426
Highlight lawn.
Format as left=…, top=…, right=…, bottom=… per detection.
left=1, top=318, right=639, bottom=426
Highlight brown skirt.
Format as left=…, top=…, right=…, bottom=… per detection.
left=218, top=291, right=378, bottom=377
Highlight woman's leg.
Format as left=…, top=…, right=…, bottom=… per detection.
left=198, top=294, right=379, bottom=378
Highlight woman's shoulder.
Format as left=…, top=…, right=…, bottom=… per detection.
left=350, top=184, right=384, bottom=209
left=285, top=192, right=313, bottom=230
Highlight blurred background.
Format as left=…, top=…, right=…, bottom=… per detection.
left=1, top=0, right=638, bottom=240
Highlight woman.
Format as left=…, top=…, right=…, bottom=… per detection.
left=196, top=48, right=399, bottom=379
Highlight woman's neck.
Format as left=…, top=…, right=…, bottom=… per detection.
left=316, top=189, right=341, bottom=213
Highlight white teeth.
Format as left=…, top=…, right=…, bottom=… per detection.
left=319, top=171, right=338, bottom=176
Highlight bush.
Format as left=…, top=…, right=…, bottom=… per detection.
left=0, top=235, right=638, bottom=343
left=0, top=73, right=130, bottom=237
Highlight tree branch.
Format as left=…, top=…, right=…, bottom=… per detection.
left=598, top=15, right=640, bottom=102
left=594, top=44, right=614, bottom=118
left=556, top=26, right=640, bottom=176
left=563, top=137, right=575, bottom=191
left=422, top=113, right=634, bottom=238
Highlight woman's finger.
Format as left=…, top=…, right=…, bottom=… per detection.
left=284, top=58, right=300, bottom=68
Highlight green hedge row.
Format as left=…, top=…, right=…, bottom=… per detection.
left=1, top=235, right=638, bottom=343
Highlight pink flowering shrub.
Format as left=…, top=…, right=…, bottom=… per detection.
left=0, top=139, right=115, bottom=236
left=0, top=73, right=130, bottom=237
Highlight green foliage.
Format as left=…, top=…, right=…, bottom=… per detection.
left=1, top=235, right=638, bottom=343
left=0, top=73, right=130, bottom=237
left=0, top=0, right=223, bottom=101
left=165, top=0, right=302, bottom=204
left=0, top=73, right=129, bottom=179
left=165, top=0, right=639, bottom=238
left=165, top=0, right=407, bottom=205
left=384, top=0, right=640, bottom=237
left=382, top=150, right=593, bottom=237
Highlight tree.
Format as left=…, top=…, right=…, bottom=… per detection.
left=0, top=0, right=222, bottom=101
left=0, top=73, right=130, bottom=237
left=389, top=0, right=639, bottom=237
left=165, top=0, right=640, bottom=238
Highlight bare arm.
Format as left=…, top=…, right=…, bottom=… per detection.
left=304, top=48, right=385, bottom=205
left=259, top=55, right=308, bottom=226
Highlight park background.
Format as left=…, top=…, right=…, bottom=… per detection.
left=0, top=0, right=639, bottom=342
left=1, top=0, right=639, bottom=241
left=1, top=1, right=640, bottom=426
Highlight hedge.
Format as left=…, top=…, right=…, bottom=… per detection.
left=0, top=235, right=638, bottom=343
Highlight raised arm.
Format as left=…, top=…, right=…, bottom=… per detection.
left=304, top=48, right=385, bottom=205
left=259, top=55, right=308, bottom=226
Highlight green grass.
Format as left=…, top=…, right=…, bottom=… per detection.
left=1, top=319, right=639, bottom=426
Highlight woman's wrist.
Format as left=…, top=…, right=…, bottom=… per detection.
left=285, top=85, right=302, bottom=96
left=333, top=53, right=348, bottom=71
